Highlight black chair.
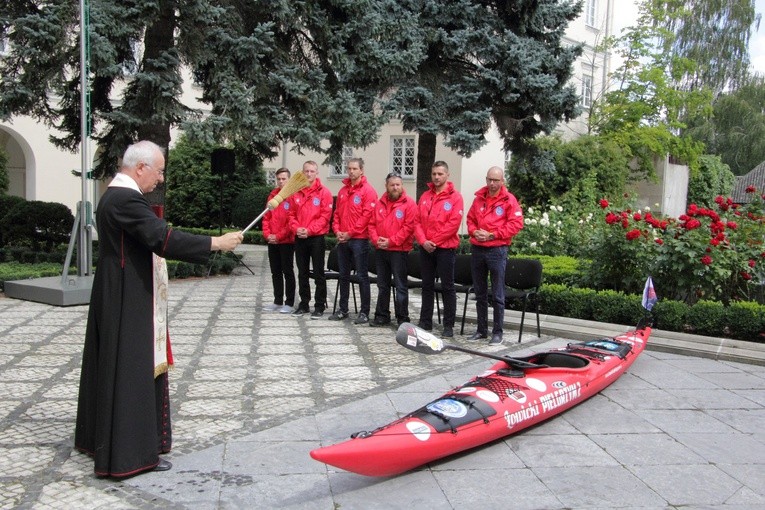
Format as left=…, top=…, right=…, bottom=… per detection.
left=326, top=247, right=357, bottom=314
left=406, top=251, right=424, bottom=291
left=504, top=258, right=543, bottom=343
left=434, top=253, right=473, bottom=332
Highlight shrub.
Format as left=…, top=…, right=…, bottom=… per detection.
left=0, top=200, right=74, bottom=251
left=653, top=300, right=689, bottom=332
left=726, top=301, right=765, bottom=341
left=230, top=186, right=272, bottom=230
left=591, top=290, right=643, bottom=325
left=685, top=300, right=727, bottom=336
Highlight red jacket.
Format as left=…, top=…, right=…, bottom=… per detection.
left=368, top=191, right=419, bottom=252
left=415, top=181, right=464, bottom=249
left=262, top=188, right=295, bottom=244
left=467, top=185, right=523, bottom=247
left=289, top=178, right=333, bottom=236
left=332, top=175, right=377, bottom=239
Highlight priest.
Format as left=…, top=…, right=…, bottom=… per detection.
left=74, top=140, right=243, bottom=478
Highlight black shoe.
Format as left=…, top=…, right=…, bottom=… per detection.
left=328, top=311, right=349, bottom=321
left=354, top=313, right=369, bottom=325
left=416, top=322, right=432, bottom=331
left=154, top=458, right=172, bottom=472
left=468, top=331, right=488, bottom=341
left=489, top=333, right=504, bottom=345
left=442, top=327, right=454, bottom=338
left=291, top=307, right=309, bottom=317
left=310, top=309, right=324, bottom=320
left=370, top=317, right=391, bottom=327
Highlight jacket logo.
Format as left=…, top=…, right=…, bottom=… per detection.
left=495, top=206, right=504, bottom=216
left=444, top=202, right=452, bottom=211
left=353, top=195, right=361, bottom=205
left=313, top=198, right=320, bottom=206
left=395, top=210, right=404, bottom=219
left=283, top=202, right=290, bottom=210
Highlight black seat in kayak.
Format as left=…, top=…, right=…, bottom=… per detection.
left=531, top=352, right=588, bottom=369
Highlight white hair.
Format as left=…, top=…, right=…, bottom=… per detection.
left=121, top=141, right=164, bottom=169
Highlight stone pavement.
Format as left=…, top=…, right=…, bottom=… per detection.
left=0, top=245, right=763, bottom=509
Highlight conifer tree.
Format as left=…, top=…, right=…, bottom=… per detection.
left=388, top=0, right=584, bottom=196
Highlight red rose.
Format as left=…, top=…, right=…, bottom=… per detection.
left=746, top=185, right=756, bottom=193
left=727, top=221, right=738, bottom=229
left=749, top=259, right=756, bottom=268
left=633, top=213, right=642, bottom=221
left=599, top=199, right=609, bottom=209
left=701, top=255, right=712, bottom=265
left=655, top=238, right=664, bottom=245
left=741, top=271, right=752, bottom=280
left=625, top=229, right=641, bottom=241
left=605, top=212, right=619, bottom=224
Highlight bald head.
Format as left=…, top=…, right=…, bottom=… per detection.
left=485, top=166, right=505, bottom=197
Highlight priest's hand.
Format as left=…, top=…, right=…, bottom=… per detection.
left=212, top=232, right=244, bottom=252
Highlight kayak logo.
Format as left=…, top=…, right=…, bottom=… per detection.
left=427, top=399, right=468, bottom=418
left=406, top=421, right=431, bottom=441
left=552, top=381, right=567, bottom=389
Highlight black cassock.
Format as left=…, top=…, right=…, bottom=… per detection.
left=75, top=186, right=211, bottom=477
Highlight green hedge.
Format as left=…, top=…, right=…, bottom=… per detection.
left=538, top=284, right=765, bottom=342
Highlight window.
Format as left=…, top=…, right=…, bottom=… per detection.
left=585, top=0, right=596, bottom=27
left=391, top=136, right=415, bottom=178
left=581, top=74, right=593, bottom=108
left=264, top=168, right=277, bottom=187
left=329, top=147, right=353, bottom=177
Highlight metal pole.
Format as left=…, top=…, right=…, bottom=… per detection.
left=78, top=0, right=91, bottom=276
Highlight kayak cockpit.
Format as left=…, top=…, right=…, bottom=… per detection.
left=524, top=352, right=590, bottom=369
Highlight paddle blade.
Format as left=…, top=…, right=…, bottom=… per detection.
left=395, top=322, right=446, bottom=355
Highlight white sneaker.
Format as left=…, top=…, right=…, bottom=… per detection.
left=262, top=303, right=280, bottom=312
left=278, top=305, right=293, bottom=314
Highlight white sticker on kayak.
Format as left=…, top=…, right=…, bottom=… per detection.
left=407, top=335, right=418, bottom=347
left=427, top=398, right=468, bottom=418
left=406, top=421, right=431, bottom=441
left=476, top=390, right=500, bottom=403
left=508, top=390, right=527, bottom=404
left=525, top=378, right=547, bottom=392
left=456, top=386, right=476, bottom=393
left=480, top=370, right=496, bottom=377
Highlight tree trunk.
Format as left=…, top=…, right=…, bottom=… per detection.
left=416, top=132, right=436, bottom=200
left=139, top=0, right=175, bottom=206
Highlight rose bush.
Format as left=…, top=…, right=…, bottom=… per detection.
left=581, top=189, right=765, bottom=304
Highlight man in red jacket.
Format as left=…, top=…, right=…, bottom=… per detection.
left=369, top=172, right=419, bottom=326
left=466, top=166, right=524, bottom=345
left=329, top=158, right=377, bottom=324
left=415, top=161, right=464, bottom=338
left=289, top=161, right=334, bottom=319
left=262, top=167, right=296, bottom=314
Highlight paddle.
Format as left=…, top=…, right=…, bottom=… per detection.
left=395, top=322, right=547, bottom=369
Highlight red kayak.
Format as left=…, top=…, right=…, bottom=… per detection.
left=310, top=322, right=650, bottom=477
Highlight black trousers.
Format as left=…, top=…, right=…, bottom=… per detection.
left=419, top=248, right=456, bottom=328
left=295, top=236, right=327, bottom=311
left=267, top=243, right=295, bottom=306
left=374, top=250, right=409, bottom=323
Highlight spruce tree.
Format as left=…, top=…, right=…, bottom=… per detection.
left=388, top=0, right=584, bottom=196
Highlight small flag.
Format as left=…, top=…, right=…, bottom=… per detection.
left=642, top=276, right=657, bottom=311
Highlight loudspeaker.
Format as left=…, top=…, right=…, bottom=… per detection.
left=211, top=148, right=235, bottom=176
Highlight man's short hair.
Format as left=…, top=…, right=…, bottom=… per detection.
left=385, top=172, right=402, bottom=183
left=432, top=160, right=449, bottom=171
left=122, top=141, right=164, bottom=169
left=348, top=157, right=365, bottom=169
left=275, top=167, right=291, bottom=177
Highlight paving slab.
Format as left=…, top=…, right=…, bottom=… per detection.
left=0, top=244, right=763, bottom=509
